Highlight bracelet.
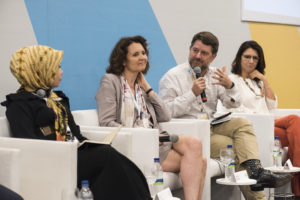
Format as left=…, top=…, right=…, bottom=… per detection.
left=146, top=88, right=153, bottom=95
left=230, top=82, right=235, bottom=89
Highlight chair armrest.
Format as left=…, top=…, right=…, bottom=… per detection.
left=0, top=137, right=77, bottom=200
left=80, top=130, right=132, bottom=160
left=80, top=126, right=159, bottom=170
left=0, top=147, right=20, bottom=193
left=231, top=113, right=274, bottom=167
left=271, top=109, right=300, bottom=117
left=159, top=119, right=211, bottom=200
left=159, top=119, right=210, bottom=158
left=0, top=117, right=11, bottom=137
left=72, top=109, right=99, bottom=126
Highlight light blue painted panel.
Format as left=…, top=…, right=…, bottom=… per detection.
left=25, top=0, right=176, bottom=110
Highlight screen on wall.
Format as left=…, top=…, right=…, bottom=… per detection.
left=242, top=0, right=300, bottom=26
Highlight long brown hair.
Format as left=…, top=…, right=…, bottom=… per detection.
left=231, top=40, right=266, bottom=76
left=106, top=35, right=150, bottom=75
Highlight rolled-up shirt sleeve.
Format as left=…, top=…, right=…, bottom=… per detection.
left=266, top=96, right=278, bottom=111
left=218, top=82, right=241, bottom=109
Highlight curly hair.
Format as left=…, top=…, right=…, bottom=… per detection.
left=106, top=35, right=150, bottom=75
left=231, top=40, right=266, bottom=76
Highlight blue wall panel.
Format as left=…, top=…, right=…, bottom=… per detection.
left=25, top=0, right=176, bottom=110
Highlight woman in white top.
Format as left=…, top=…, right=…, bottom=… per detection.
left=228, top=40, right=300, bottom=197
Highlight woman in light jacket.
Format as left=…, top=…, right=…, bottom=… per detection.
left=96, top=35, right=207, bottom=200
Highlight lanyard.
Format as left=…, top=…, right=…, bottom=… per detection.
left=128, top=85, right=141, bottom=117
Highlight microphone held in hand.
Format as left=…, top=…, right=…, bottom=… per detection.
left=193, top=66, right=207, bottom=102
left=159, top=134, right=179, bottom=143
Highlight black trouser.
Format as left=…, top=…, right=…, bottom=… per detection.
left=78, top=144, right=151, bottom=200
left=0, top=185, right=23, bottom=200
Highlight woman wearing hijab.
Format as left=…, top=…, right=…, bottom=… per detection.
left=1, top=45, right=152, bottom=200
left=226, top=40, right=300, bottom=197
left=96, top=35, right=207, bottom=200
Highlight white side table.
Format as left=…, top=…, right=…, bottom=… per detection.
left=216, top=178, right=257, bottom=186
left=265, top=166, right=300, bottom=200
left=216, top=178, right=257, bottom=200
left=265, top=166, right=300, bottom=174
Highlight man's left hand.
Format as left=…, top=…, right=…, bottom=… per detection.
left=212, top=66, right=233, bottom=89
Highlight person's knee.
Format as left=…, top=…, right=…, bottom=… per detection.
left=185, top=136, right=202, bottom=153
left=233, top=117, right=251, bottom=126
left=232, top=117, right=254, bottom=134
left=288, top=114, right=300, bottom=122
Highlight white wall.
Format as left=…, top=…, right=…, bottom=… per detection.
left=149, top=0, right=252, bottom=70
left=0, top=0, right=37, bottom=116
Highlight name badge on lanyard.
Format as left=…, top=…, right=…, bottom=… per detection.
left=129, top=87, right=141, bottom=116
left=129, top=87, right=149, bottom=128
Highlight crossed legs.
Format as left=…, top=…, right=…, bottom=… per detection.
left=211, top=118, right=266, bottom=200
left=275, top=115, right=300, bottom=197
left=162, top=135, right=207, bottom=200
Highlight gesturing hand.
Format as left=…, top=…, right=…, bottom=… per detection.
left=212, top=66, right=233, bottom=89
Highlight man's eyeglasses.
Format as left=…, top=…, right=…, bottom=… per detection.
left=242, top=55, right=259, bottom=62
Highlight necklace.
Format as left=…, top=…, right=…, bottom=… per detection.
left=243, top=78, right=264, bottom=98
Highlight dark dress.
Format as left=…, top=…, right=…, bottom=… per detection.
left=1, top=90, right=151, bottom=200
left=0, top=185, right=23, bottom=200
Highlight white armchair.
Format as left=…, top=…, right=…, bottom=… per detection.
left=0, top=116, right=78, bottom=200
left=271, top=109, right=300, bottom=117
left=0, top=147, right=20, bottom=193
left=231, top=113, right=274, bottom=168
left=80, top=127, right=159, bottom=171
left=169, top=113, right=276, bottom=200
left=159, top=119, right=211, bottom=200
left=72, top=109, right=243, bottom=200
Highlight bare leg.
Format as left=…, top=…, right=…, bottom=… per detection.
left=162, top=135, right=206, bottom=200
left=198, top=156, right=207, bottom=200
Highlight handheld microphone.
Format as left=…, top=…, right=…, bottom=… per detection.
left=159, top=134, right=179, bottom=143
left=193, top=66, right=207, bottom=102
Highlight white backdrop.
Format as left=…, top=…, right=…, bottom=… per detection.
left=0, top=0, right=37, bottom=116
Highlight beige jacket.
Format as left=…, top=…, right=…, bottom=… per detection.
left=95, top=73, right=171, bottom=130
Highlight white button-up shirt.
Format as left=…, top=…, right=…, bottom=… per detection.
left=159, top=62, right=241, bottom=119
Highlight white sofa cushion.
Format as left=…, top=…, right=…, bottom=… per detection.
left=0, top=134, right=77, bottom=200
left=0, top=147, right=20, bottom=193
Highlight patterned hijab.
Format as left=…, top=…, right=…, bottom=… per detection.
left=10, top=45, right=67, bottom=141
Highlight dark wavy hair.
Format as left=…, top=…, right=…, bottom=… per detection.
left=106, top=35, right=150, bottom=75
left=231, top=40, right=266, bottom=76
left=190, top=31, right=219, bottom=54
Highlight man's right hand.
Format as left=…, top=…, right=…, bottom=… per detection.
left=192, top=77, right=206, bottom=96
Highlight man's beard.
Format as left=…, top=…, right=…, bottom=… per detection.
left=189, top=59, right=209, bottom=71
